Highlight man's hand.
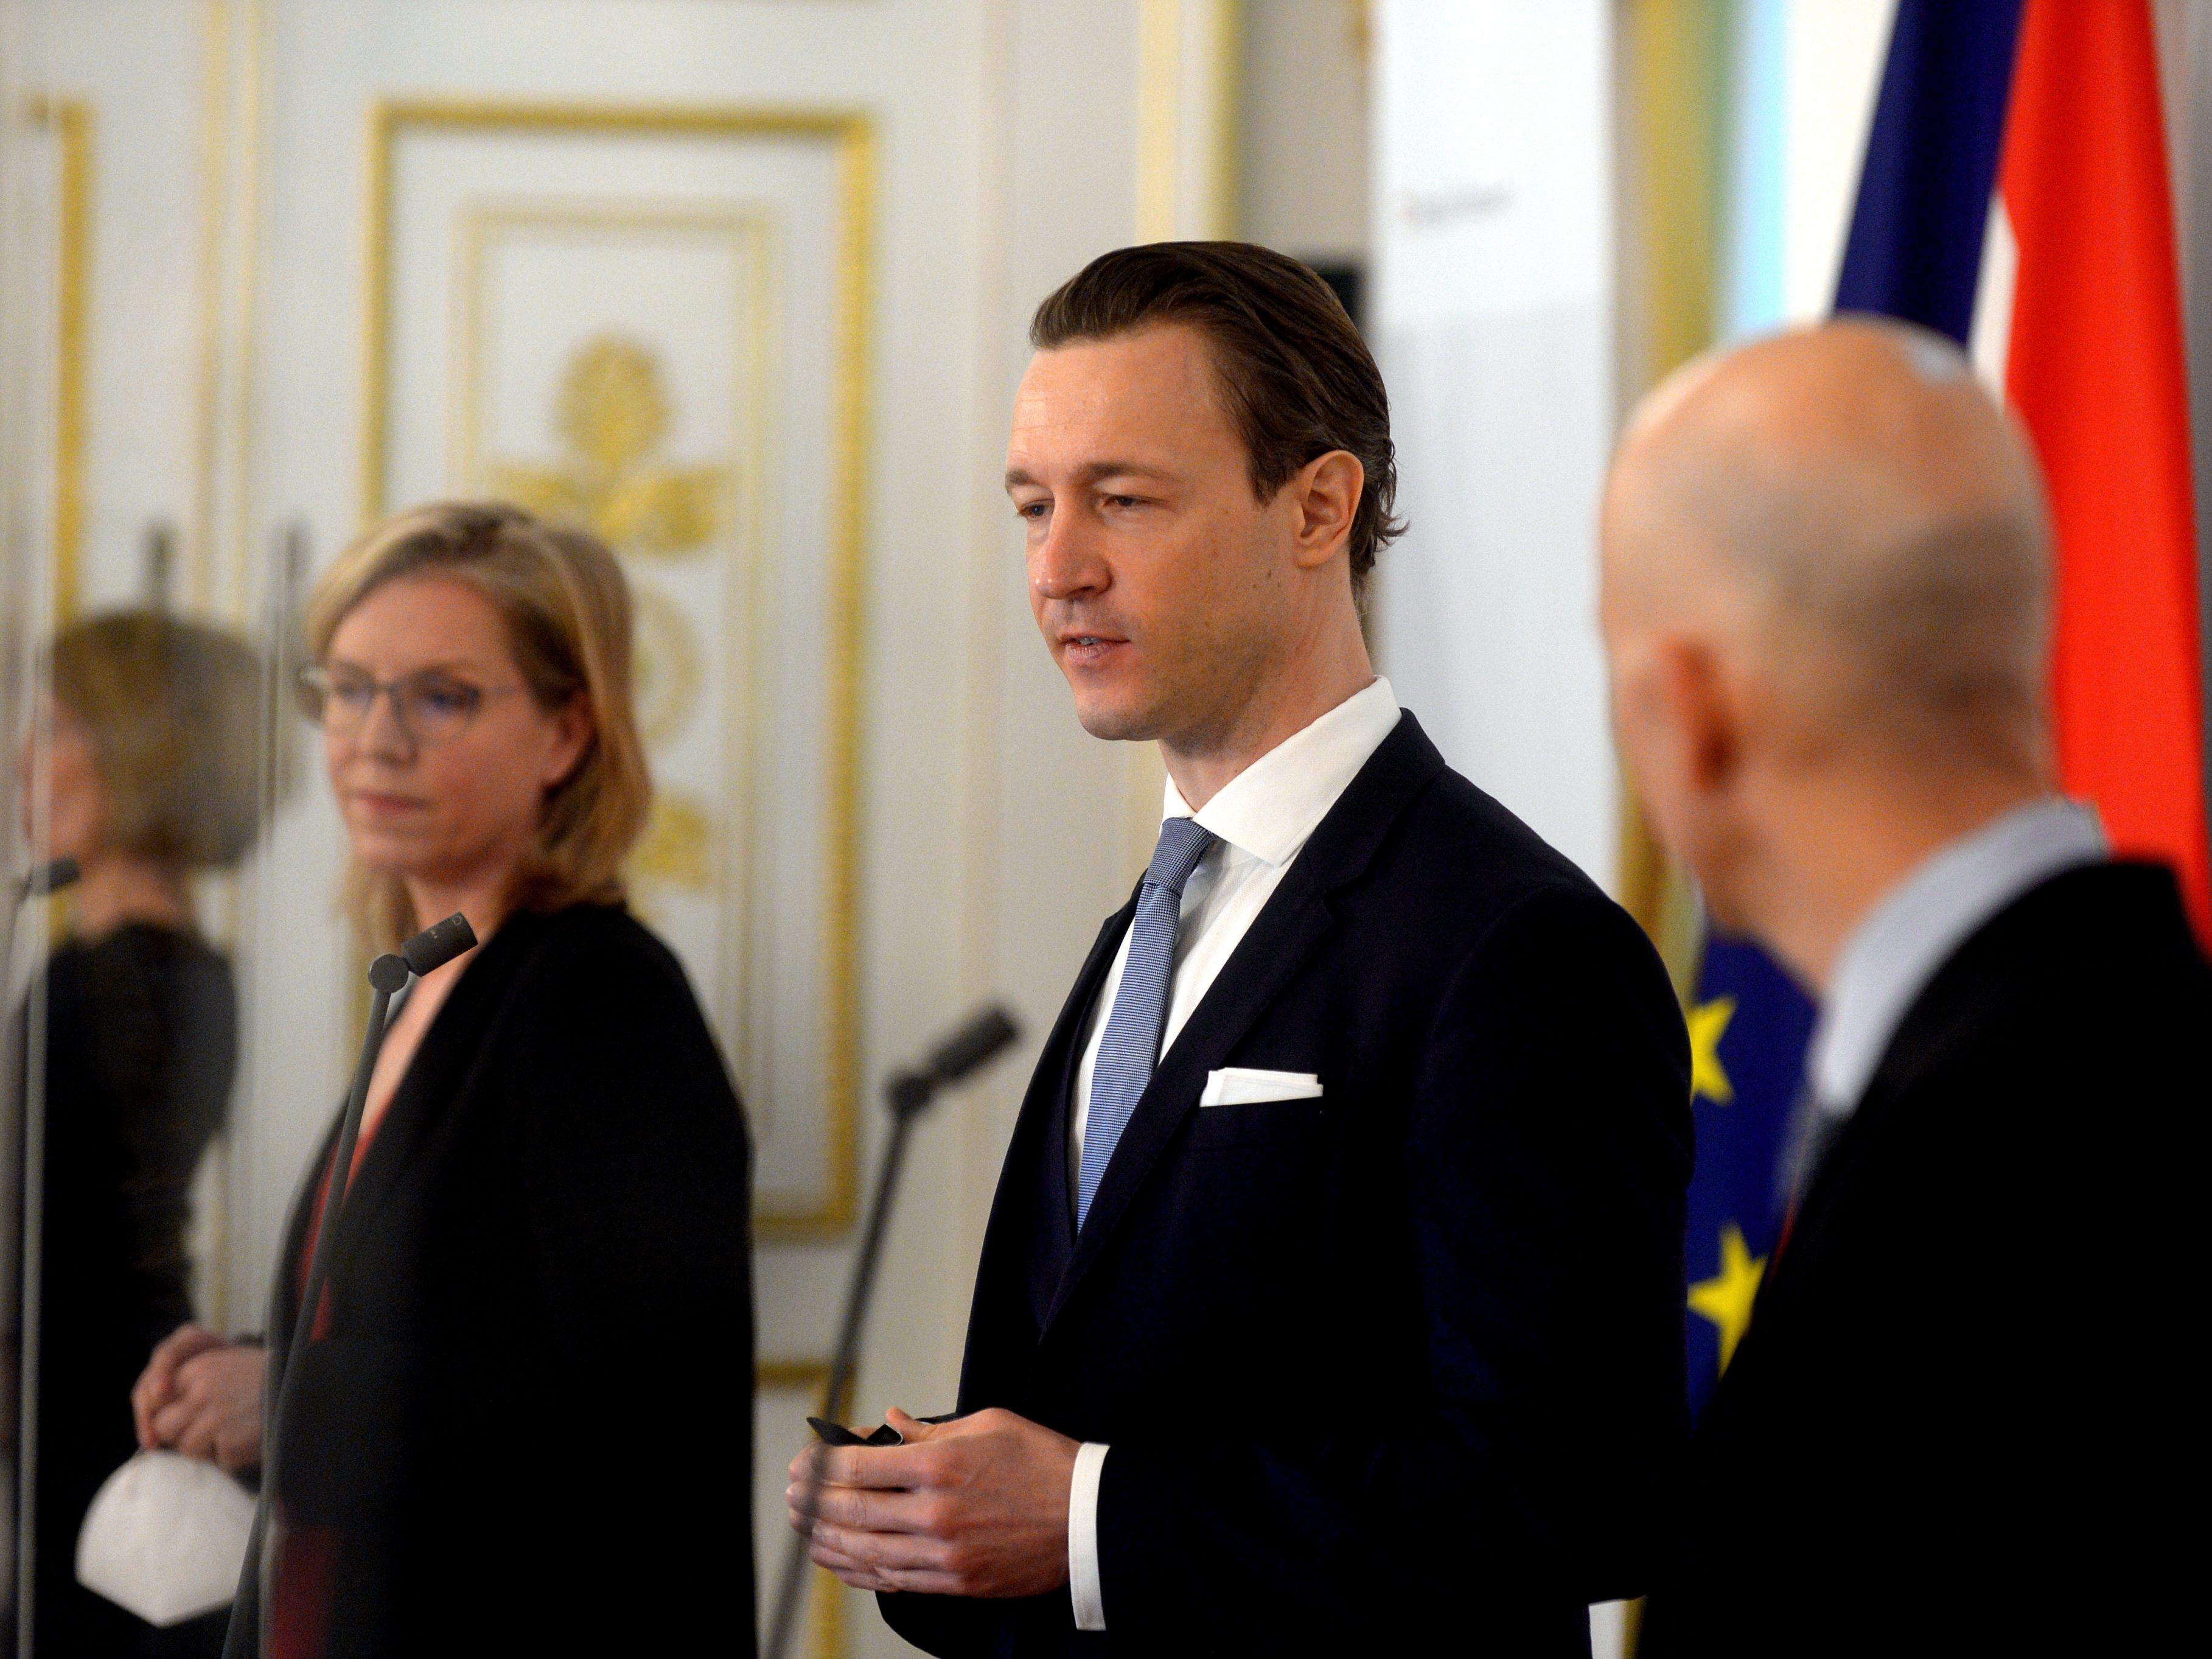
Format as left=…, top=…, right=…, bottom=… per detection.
left=786, top=1407, right=1078, bottom=1598
left=131, top=1324, right=266, bottom=1474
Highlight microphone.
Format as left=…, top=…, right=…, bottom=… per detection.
left=18, top=855, right=81, bottom=900
left=402, top=911, right=476, bottom=977
left=887, top=1003, right=1021, bottom=1120
left=225, top=912, right=477, bottom=1659
left=921, top=1005, right=1020, bottom=1087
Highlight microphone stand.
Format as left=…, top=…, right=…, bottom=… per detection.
left=764, top=1007, right=1019, bottom=1659
left=221, top=914, right=475, bottom=1659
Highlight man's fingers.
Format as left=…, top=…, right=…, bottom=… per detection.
left=803, top=1540, right=963, bottom=1598
left=793, top=1442, right=938, bottom=1490
left=806, top=1521, right=951, bottom=1573
left=883, top=1406, right=940, bottom=1441
left=787, top=1479, right=938, bottom=1535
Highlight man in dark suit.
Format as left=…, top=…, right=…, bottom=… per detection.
left=786, top=242, right=1692, bottom=1654
left=1602, top=318, right=2208, bottom=1654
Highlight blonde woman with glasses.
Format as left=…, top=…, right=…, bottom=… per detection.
left=130, top=502, right=757, bottom=1657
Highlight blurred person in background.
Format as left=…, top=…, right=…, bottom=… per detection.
left=129, top=503, right=757, bottom=1657
left=13, top=610, right=263, bottom=1659
left=1600, top=318, right=2208, bottom=1655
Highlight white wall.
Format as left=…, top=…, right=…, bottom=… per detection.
left=1239, top=0, right=1370, bottom=262
left=1369, top=0, right=1619, bottom=891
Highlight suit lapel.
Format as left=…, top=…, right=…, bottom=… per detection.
left=1040, top=894, right=1139, bottom=1248
left=961, top=893, right=1137, bottom=1394
left=1040, top=713, right=1450, bottom=1335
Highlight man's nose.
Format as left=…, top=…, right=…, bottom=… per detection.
left=1029, top=514, right=1109, bottom=603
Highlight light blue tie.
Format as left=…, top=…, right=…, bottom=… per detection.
left=1077, top=816, right=1217, bottom=1231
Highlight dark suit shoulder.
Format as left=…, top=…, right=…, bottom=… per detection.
left=1874, top=859, right=2209, bottom=1095
left=1353, top=752, right=1664, bottom=1013
left=1330, top=710, right=1622, bottom=929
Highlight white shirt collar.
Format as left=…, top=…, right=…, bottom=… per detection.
left=1160, top=677, right=1403, bottom=867
left=1809, top=797, right=2107, bottom=1115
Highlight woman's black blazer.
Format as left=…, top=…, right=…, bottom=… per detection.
left=240, top=902, right=756, bottom=1657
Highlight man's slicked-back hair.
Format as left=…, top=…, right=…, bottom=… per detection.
left=1030, top=242, right=1403, bottom=596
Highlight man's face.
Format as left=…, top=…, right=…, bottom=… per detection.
left=1005, top=324, right=1297, bottom=747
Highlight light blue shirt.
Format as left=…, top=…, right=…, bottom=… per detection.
left=1808, top=797, right=2108, bottom=1117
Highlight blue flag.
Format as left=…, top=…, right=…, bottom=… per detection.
left=1832, top=0, right=2023, bottom=341
left=1683, top=0, right=2034, bottom=1417
left=1681, top=935, right=1814, bottom=1414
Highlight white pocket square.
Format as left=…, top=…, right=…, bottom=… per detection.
left=1200, top=1067, right=1324, bottom=1106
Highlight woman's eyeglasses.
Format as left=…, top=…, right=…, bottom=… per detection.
left=296, top=664, right=523, bottom=747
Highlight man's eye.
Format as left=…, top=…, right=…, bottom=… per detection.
left=1015, top=501, right=1049, bottom=520
left=329, top=679, right=377, bottom=710
left=1103, top=494, right=1143, bottom=510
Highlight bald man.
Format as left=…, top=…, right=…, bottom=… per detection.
left=1600, top=318, right=2208, bottom=1655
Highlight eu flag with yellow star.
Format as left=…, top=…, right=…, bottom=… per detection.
left=1683, top=934, right=1815, bottom=1413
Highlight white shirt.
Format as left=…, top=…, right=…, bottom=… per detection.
left=1808, top=797, right=2108, bottom=1118
left=1063, top=676, right=1402, bottom=1631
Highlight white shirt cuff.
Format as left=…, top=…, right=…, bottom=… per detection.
left=1068, top=1441, right=1109, bottom=1630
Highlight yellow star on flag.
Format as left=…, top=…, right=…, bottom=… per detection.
left=1688, top=1221, right=1767, bottom=1372
left=1687, top=994, right=1736, bottom=1104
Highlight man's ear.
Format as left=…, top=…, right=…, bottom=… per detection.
left=1655, top=634, right=1742, bottom=797
left=1289, top=450, right=1364, bottom=570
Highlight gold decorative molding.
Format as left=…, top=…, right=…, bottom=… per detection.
left=1135, top=0, right=1243, bottom=243
left=363, top=98, right=871, bottom=523
left=490, top=333, right=729, bottom=557
left=1613, top=0, right=1730, bottom=988
left=756, top=1355, right=831, bottom=1393
left=363, top=100, right=873, bottom=1239
left=190, top=0, right=268, bottom=620
left=24, top=96, right=91, bottom=622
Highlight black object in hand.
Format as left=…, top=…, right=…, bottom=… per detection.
left=808, top=1416, right=902, bottom=1447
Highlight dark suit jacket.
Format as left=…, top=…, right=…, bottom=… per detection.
left=884, top=713, right=1693, bottom=1657
left=1641, top=862, right=2211, bottom=1657
left=232, top=903, right=757, bottom=1658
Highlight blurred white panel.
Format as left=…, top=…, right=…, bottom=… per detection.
left=1370, top=0, right=1617, bottom=890
left=1779, top=0, right=1897, bottom=323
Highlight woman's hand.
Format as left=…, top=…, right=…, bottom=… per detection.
left=132, top=1323, right=266, bottom=1473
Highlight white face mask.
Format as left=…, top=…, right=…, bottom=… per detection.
left=75, top=1448, right=256, bottom=1627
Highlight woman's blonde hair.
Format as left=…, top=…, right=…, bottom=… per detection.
left=49, top=610, right=265, bottom=869
left=305, top=501, right=651, bottom=954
